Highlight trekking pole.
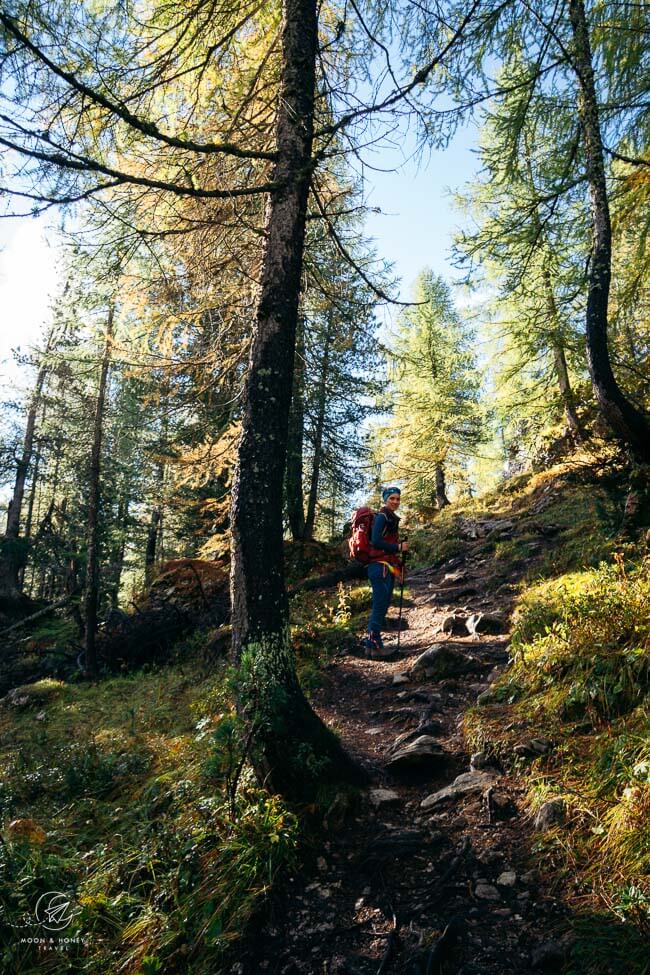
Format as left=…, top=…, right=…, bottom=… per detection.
left=397, top=550, right=407, bottom=653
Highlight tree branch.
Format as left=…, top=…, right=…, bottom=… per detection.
left=0, top=10, right=277, bottom=161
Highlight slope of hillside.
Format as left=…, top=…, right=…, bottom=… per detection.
left=1, top=447, right=648, bottom=974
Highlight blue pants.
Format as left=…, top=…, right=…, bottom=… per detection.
left=367, top=562, right=395, bottom=635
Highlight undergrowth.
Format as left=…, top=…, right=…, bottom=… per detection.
left=465, top=555, right=650, bottom=974
left=0, top=572, right=371, bottom=974
left=0, top=660, right=298, bottom=974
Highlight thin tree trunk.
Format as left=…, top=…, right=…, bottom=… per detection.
left=540, top=268, right=584, bottom=439
left=304, top=312, right=334, bottom=539
left=568, top=0, right=650, bottom=462
left=108, top=496, right=129, bottom=608
left=285, top=314, right=306, bottom=540
left=434, top=462, right=450, bottom=509
left=523, top=145, right=584, bottom=443
left=145, top=506, right=161, bottom=585
left=551, top=336, right=583, bottom=441
left=229, top=0, right=359, bottom=800
left=18, top=446, right=42, bottom=590
left=84, top=308, right=114, bottom=677
left=0, top=364, right=48, bottom=598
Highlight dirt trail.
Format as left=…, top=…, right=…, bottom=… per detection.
left=242, top=549, right=572, bottom=975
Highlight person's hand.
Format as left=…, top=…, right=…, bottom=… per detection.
left=400, top=541, right=409, bottom=553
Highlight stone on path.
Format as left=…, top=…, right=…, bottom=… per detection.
left=497, top=870, right=517, bottom=887
left=392, top=673, right=409, bottom=686
left=368, top=788, right=400, bottom=809
left=385, top=735, right=447, bottom=772
left=475, top=881, right=501, bottom=901
left=421, top=770, right=499, bottom=809
left=466, top=612, right=508, bottom=635
left=410, top=644, right=479, bottom=680
left=388, top=723, right=442, bottom=755
left=441, top=613, right=470, bottom=636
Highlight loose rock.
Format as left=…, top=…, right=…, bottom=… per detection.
left=410, top=645, right=479, bottom=681
left=441, top=613, right=470, bottom=636
left=496, top=870, right=517, bottom=887
left=534, top=798, right=567, bottom=831
left=369, top=788, right=400, bottom=809
left=474, top=882, right=500, bottom=901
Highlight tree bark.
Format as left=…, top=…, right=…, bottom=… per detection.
left=435, top=462, right=450, bottom=509
left=84, top=308, right=114, bottom=677
left=285, top=314, right=306, bottom=540
left=0, top=364, right=47, bottom=599
left=304, top=311, right=334, bottom=539
left=568, top=0, right=650, bottom=462
left=229, top=0, right=359, bottom=800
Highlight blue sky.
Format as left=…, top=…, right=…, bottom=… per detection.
left=363, top=120, right=480, bottom=304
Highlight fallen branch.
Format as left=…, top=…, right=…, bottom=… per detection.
left=376, top=911, right=400, bottom=975
left=0, top=594, right=73, bottom=638
left=288, top=562, right=366, bottom=596
left=425, top=916, right=464, bottom=974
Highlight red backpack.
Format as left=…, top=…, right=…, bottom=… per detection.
left=348, top=506, right=376, bottom=563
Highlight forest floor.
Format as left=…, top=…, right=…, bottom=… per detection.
left=243, top=521, right=605, bottom=975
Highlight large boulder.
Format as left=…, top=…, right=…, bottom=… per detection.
left=385, top=735, right=447, bottom=772
left=466, top=612, right=508, bottom=636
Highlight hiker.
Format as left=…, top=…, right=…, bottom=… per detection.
left=364, top=487, right=408, bottom=656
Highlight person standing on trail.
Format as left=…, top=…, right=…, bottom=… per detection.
left=364, top=487, right=409, bottom=657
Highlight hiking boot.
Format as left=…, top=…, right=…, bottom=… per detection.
left=362, top=632, right=395, bottom=660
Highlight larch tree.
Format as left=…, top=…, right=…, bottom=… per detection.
left=0, top=0, right=481, bottom=796
left=378, top=271, right=484, bottom=514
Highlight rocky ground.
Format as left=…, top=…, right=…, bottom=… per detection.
left=239, top=531, right=576, bottom=975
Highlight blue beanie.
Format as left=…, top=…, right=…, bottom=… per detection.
left=382, top=486, right=401, bottom=502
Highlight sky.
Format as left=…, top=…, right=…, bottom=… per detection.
left=0, top=217, right=60, bottom=391
left=364, top=122, right=480, bottom=301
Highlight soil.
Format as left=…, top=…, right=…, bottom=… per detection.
left=240, top=542, right=574, bottom=975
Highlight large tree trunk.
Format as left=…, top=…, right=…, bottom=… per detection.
left=304, top=311, right=334, bottom=539
left=0, top=364, right=47, bottom=600
left=285, top=314, right=306, bottom=540
left=84, top=308, right=114, bottom=677
left=568, top=0, right=650, bottom=462
left=434, top=462, right=450, bottom=509
left=229, top=0, right=359, bottom=800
